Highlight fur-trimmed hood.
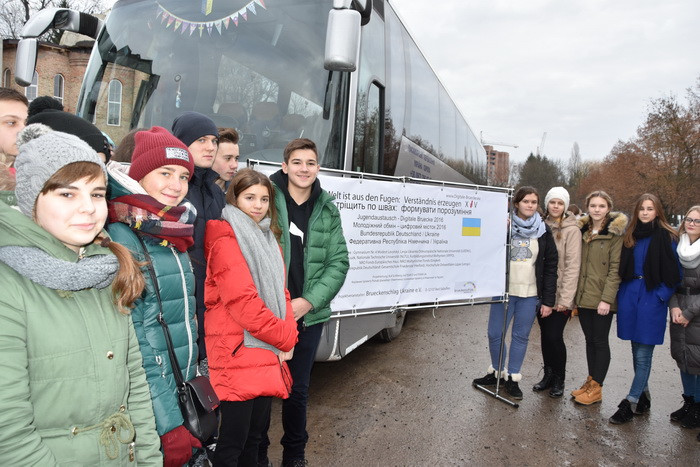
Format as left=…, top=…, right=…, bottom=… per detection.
left=579, top=211, right=628, bottom=237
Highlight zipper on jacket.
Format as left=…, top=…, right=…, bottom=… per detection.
left=171, top=247, right=194, bottom=380
left=231, top=341, right=243, bottom=356
left=128, top=442, right=135, bottom=462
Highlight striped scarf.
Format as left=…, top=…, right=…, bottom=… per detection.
left=108, top=194, right=196, bottom=252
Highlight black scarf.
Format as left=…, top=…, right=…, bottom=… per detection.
left=619, top=220, right=680, bottom=290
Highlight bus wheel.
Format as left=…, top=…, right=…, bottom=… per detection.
left=378, top=310, right=407, bottom=342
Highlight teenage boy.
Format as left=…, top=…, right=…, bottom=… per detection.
left=0, top=88, right=28, bottom=168
left=172, top=111, right=224, bottom=372
left=212, top=127, right=240, bottom=191
left=260, top=138, right=349, bottom=467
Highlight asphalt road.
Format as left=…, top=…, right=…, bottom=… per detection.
left=265, top=304, right=699, bottom=466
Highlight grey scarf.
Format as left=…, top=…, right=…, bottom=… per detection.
left=221, top=204, right=287, bottom=354
left=0, top=246, right=118, bottom=290
left=511, top=210, right=546, bottom=239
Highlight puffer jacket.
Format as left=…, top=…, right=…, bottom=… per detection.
left=272, top=175, right=349, bottom=326
left=669, top=255, right=700, bottom=374
left=204, top=219, right=298, bottom=401
left=545, top=212, right=582, bottom=309
left=575, top=212, right=627, bottom=311
left=106, top=169, right=198, bottom=437
left=0, top=200, right=161, bottom=466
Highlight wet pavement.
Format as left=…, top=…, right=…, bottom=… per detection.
left=265, top=304, right=699, bottom=466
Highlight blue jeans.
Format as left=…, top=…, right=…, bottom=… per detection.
left=680, top=370, right=700, bottom=401
left=627, top=342, right=655, bottom=403
left=488, top=295, right=538, bottom=375
left=259, top=321, right=324, bottom=464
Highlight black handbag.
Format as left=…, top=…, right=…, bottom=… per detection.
left=135, top=234, right=220, bottom=442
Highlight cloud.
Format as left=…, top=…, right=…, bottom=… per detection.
left=395, top=0, right=700, bottom=162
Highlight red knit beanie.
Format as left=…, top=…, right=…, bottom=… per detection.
left=129, top=126, right=194, bottom=182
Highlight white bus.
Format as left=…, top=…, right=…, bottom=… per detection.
left=16, top=0, right=503, bottom=360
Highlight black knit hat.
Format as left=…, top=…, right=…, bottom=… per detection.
left=171, top=111, right=219, bottom=148
left=27, top=109, right=111, bottom=160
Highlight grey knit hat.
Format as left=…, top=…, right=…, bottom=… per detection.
left=15, top=123, right=107, bottom=217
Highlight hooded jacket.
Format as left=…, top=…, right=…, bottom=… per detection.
left=575, top=212, right=627, bottom=311
left=545, top=211, right=582, bottom=310
left=106, top=165, right=198, bottom=436
left=0, top=200, right=160, bottom=466
left=203, top=219, right=298, bottom=401
left=669, top=258, right=700, bottom=374
left=270, top=170, right=349, bottom=326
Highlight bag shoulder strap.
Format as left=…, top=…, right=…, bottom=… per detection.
left=134, top=232, right=186, bottom=388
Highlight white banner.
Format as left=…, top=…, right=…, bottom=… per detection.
left=323, top=176, right=508, bottom=311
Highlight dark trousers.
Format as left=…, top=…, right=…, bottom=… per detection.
left=214, top=397, right=272, bottom=467
left=536, top=311, right=569, bottom=377
left=259, top=321, right=324, bottom=464
left=577, top=307, right=614, bottom=384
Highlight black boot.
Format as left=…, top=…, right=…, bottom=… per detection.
left=505, top=375, right=523, bottom=399
left=634, top=390, right=651, bottom=415
left=549, top=373, right=564, bottom=398
left=680, top=402, right=700, bottom=429
left=670, top=394, right=694, bottom=422
left=609, top=399, right=634, bottom=424
left=532, top=366, right=553, bottom=392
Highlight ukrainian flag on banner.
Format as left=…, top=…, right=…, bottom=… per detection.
left=462, top=218, right=481, bottom=236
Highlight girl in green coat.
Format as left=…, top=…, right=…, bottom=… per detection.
left=0, top=124, right=161, bottom=465
left=107, top=127, right=201, bottom=466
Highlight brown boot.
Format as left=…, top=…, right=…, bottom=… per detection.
left=571, top=375, right=592, bottom=397
left=574, top=380, right=602, bottom=405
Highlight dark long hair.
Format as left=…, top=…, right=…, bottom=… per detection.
left=623, top=193, right=678, bottom=248
left=226, top=168, right=281, bottom=240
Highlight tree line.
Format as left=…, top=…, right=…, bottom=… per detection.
left=510, top=76, right=699, bottom=220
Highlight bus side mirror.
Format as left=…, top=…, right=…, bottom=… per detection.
left=324, top=9, right=361, bottom=72
left=15, top=39, right=38, bottom=87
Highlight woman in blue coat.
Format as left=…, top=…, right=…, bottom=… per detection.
left=106, top=127, right=201, bottom=466
left=610, top=193, right=681, bottom=424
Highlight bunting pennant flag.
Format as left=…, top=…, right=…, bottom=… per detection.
left=155, top=1, right=269, bottom=37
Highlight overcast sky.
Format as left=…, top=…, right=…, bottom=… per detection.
left=98, top=0, right=699, bottom=164
left=393, top=0, right=700, bottom=163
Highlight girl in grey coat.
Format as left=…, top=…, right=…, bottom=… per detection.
left=669, top=205, right=700, bottom=436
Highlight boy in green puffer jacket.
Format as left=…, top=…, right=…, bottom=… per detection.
left=259, top=138, right=349, bottom=467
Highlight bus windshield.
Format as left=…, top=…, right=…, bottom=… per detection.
left=77, top=0, right=349, bottom=168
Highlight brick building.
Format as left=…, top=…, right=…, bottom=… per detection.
left=1, top=35, right=140, bottom=145
left=484, top=145, right=510, bottom=186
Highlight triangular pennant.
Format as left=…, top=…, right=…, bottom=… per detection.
left=181, top=22, right=189, bottom=34
left=207, top=22, right=213, bottom=36
left=215, top=20, right=223, bottom=35
left=156, top=7, right=163, bottom=20
left=248, top=2, right=257, bottom=15
left=174, top=20, right=182, bottom=31
left=198, top=23, right=204, bottom=37
left=233, top=14, right=239, bottom=26
left=161, top=12, right=169, bottom=24
left=255, top=0, right=267, bottom=9
left=189, top=23, right=197, bottom=35
left=241, top=10, right=248, bottom=21
left=166, top=17, right=175, bottom=28
left=224, top=17, right=230, bottom=29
